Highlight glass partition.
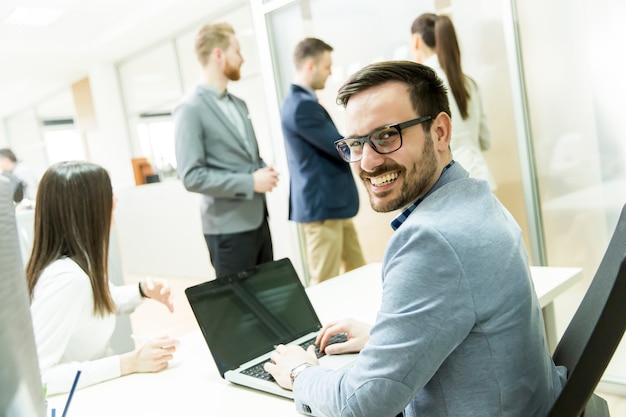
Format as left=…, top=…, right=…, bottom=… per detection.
left=264, top=0, right=529, bottom=264
left=515, top=0, right=626, bottom=386
left=265, top=0, right=436, bottom=263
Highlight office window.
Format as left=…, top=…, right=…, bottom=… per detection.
left=136, top=115, right=177, bottom=175
left=118, top=42, right=182, bottom=115
left=43, top=124, right=85, bottom=164
left=176, top=6, right=261, bottom=94
left=175, top=4, right=273, bottom=163
left=118, top=42, right=182, bottom=177
left=119, top=4, right=272, bottom=179
left=5, top=109, right=48, bottom=180
left=38, top=89, right=83, bottom=167
left=515, top=0, right=626, bottom=384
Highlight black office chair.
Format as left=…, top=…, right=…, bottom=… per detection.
left=546, top=203, right=626, bottom=417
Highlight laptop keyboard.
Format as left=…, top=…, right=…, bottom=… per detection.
left=241, top=333, right=348, bottom=382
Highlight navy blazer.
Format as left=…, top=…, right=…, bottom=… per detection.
left=281, top=84, right=359, bottom=223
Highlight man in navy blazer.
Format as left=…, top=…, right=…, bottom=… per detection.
left=281, top=38, right=365, bottom=285
left=174, top=22, right=279, bottom=278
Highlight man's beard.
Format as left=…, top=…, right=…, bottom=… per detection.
left=224, top=59, right=241, bottom=81
left=362, top=132, right=438, bottom=213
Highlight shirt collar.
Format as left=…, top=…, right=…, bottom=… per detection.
left=198, top=84, right=229, bottom=100
left=294, top=83, right=317, bottom=99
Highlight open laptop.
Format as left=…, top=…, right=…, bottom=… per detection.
left=185, top=258, right=357, bottom=398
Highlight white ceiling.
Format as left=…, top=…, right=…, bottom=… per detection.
left=0, top=0, right=237, bottom=120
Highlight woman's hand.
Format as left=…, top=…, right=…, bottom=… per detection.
left=121, top=336, right=178, bottom=375
left=140, top=277, right=174, bottom=312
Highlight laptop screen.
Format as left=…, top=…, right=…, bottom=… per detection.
left=185, top=258, right=321, bottom=377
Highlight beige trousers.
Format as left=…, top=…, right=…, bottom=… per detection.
left=300, top=218, right=366, bottom=285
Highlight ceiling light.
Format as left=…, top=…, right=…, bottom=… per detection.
left=4, top=6, right=65, bottom=27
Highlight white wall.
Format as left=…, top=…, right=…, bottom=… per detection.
left=0, top=120, right=8, bottom=148
left=4, top=109, right=47, bottom=180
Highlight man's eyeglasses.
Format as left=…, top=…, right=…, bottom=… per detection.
left=334, top=115, right=433, bottom=163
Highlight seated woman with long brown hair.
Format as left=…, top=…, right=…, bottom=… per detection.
left=26, top=161, right=178, bottom=395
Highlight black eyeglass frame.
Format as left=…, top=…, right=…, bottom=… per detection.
left=334, top=115, right=434, bottom=163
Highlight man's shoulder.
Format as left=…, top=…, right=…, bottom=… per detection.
left=283, top=91, right=319, bottom=114
left=401, top=179, right=494, bottom=225
left=281, top=88, right=316, bottom=119
left=175, top=88, right=203, bottom=110
left=284, top=84, right=316, bottom=101
left=427, top=178, right=494, bottom=212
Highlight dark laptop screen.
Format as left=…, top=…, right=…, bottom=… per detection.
left=185, top=258, right=321, bottom=377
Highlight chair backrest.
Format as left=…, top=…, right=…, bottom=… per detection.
left=547, top=203, right=626, bottom=417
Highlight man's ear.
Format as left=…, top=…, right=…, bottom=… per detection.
left=304, top=57, right=316, bottom=72
left=211, top=47, right=222, bottom=61
left=431, top=112, right=452, bottom=152
left=410, top=33, right=423, bottom=62
left=411, top=33, right=421, bottom=50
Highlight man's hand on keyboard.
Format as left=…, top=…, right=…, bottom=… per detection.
left=316, top=318, right=372, bottom=355
left=265, top=344, right=319, bottom=390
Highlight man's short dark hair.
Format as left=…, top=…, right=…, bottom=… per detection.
left=293, top=38, right=333, bottom=69
left=0, top=148, right=17, bottom=162
left=336, top=61, right=451, bottom=127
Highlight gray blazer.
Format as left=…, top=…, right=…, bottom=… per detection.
left=174, top=85, right=267, bottom=235
left=292, top=163, right=565, bottom=417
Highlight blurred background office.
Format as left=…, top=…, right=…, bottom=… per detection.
left=0, top=0, right=624, bottom=401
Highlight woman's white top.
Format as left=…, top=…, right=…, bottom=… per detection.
left=30, top=257, right=143, bottom=395
left=425, top=55, right=496, bottom=190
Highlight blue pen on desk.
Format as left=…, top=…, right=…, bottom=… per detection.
left=61, top=369, right=81, bottom=417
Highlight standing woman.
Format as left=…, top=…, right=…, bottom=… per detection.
left=411, top=13, right=497, bottom=191
left=26, top=161, right=178, bottom=395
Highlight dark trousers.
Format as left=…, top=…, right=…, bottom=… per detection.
left=204, top=218, right=273, bottom=278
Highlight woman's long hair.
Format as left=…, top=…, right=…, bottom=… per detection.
left=26, top=161, right=115, bottom=316
left=411, top=13, right=470, bottom=120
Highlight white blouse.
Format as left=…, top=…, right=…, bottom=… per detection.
left=30, top=257, right=143, bottom=395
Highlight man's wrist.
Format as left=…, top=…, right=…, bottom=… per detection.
left=289, top=362, right=315, bottom=383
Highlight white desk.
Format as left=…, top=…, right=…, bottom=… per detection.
left=47, top=263, right=581, bottom=417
